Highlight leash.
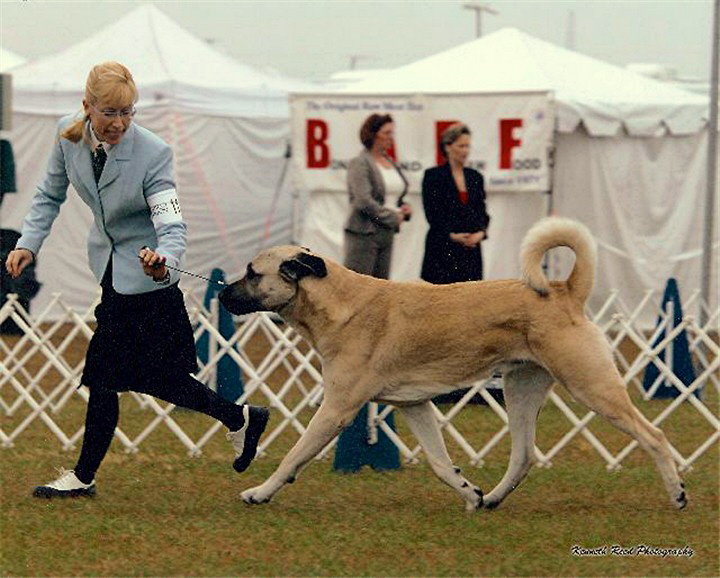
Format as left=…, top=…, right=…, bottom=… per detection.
left=138, top=250, right=226, bottom=287
left=164, top=263, right=226, bottom=287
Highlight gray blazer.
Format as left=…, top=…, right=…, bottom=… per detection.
left=17, top=115, right=186, bottom=294
left=344, top=149, right=406, bottom=235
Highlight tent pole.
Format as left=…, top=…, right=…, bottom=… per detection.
left=701, top=0, right=719, bottom=327
left=541, top=143, right=556, bottom=277
left=291, top=188, right=300, bottom=245
left=546, top=143, right=556, bottom=217
left=286, top=141, right=301, bottom=245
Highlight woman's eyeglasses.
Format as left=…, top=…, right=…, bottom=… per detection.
left=91, top=104, right=136, bottom=119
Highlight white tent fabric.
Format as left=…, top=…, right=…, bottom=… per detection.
left=553, top=131, right=714, bottom=303
left=1, top=5, right=311, bottom=316
left=296, top=28, right=715, bottom=322
left=336, top=28, right=708, bottom=137
left=0, top=47, right=26, bottom=72
left=7, top=5, right=310, bottom=117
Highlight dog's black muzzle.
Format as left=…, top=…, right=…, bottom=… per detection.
left=218, top=283, right=264, bottom=316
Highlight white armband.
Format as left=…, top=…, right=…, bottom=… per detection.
left=147, top=188, right=183, bottom=226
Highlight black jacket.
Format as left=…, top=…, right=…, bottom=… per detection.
left=421, top=164, right=490, bottom=284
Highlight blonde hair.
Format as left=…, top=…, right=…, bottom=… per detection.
left=61, top=61, right=139, bottom=143
left=439, top=122, right=471, bottom=160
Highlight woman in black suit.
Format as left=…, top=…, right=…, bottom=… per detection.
left=421, top=123, right=490, bottom=284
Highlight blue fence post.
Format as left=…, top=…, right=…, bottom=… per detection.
left=196, top=268, right=244, bottom=402
left=333, top=403, right=401, bottom=473
left=641, top=278, right=699, bottom=399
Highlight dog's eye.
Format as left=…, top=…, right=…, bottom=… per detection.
left=246, top=264, right=258, bottom=281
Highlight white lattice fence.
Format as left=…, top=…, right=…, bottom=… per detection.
left=1, top=289, right=718, bottom=471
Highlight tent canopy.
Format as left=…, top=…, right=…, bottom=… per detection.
left=2, top=4, right=313, bottom=317
left=291, top=28, right=714, bottom=324
left=9, top=4, right=312, bottom=117
left=0, top=47, right=26, bottom=72
left=333, top=28, right=708, bottom=137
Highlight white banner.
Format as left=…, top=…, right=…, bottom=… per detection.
left=290, top=92, right=555, bottom=193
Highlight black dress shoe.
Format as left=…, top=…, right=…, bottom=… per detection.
left=226, top=405, right=270, bottom=473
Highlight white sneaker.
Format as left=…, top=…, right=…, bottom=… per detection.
left=226, top=405, right=270, bottom=473
left=33, top=468, right=96, bottom=498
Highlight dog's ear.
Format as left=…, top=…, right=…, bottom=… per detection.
left=279, top=253, right=328, bottom=282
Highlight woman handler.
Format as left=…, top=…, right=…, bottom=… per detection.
left=6, top=62, right=268, bottom=498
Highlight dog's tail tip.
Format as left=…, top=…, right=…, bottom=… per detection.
left=520, top=217, right=596, bottom=302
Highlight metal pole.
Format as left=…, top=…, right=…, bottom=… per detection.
left=565, top=10, right=576, bottom=50
left=463, top=3, right=498, bottom=38
left=701, top=0, right=719, bottom=327
left=210, top=297, right=219, bottom=392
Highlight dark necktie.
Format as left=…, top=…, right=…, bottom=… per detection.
left=92, top=145, right=107, bottom=184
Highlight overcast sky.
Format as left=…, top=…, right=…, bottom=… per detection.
left=0, top=0, right=714, bottom=82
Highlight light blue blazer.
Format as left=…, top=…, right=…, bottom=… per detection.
left=17, top=115, right=187, bottom=294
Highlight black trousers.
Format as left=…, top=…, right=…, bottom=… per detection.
left=74, top=374, right=244, bottom=484
left=74, top=262, right=244, bottom=483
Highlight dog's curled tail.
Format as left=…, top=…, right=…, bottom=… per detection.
left=520, top=217, right=597, bottom=304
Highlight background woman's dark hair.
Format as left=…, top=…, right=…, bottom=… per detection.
left=359, top=113, right=393, bottom=150
left=440, top=122, right=471, bottom=160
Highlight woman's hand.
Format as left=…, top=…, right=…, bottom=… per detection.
left=466, top=231, right=485, bottom=247
left=450, top=232, right=473, bottom=246
left=396, top=203, right=413, bottom=227
left=138, top=247, right=168, bottom=281
left=5, top=248, right=34, bottom=279
left=450, top=231, right=485, bottom=248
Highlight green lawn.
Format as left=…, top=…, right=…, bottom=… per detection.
left=1, top=392, right=718, bottom=577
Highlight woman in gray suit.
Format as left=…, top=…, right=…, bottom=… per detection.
left=5, top=62, right=268, bottom=499
left=343, top=114, right=412, bottom=279
left=336, top=114, right=412, bottom=473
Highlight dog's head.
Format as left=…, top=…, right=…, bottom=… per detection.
left=219, top=246, right=327, bottom=316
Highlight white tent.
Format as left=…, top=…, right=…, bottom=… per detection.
left=1, top=4, right=314, bottom=315
left=0, top=47, right=27, bottom=72
left=293, top=28, right=715, bottom=319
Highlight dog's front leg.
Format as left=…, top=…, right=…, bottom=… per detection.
left=400, top=402, right=484, bottom=511
left=241, top=401, right=359, bottom=505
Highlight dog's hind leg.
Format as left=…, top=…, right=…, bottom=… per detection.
left=561, top=376, right=686, bottom=509
left=483, top=363, right=554, bottom=510
left=541, top=325, right=687, bottom=510
left=399, top=401, right=483, bottom=511
left=241, top=400, right=362, bottom=505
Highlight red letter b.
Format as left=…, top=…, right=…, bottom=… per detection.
left=307, top=119, right=330, bottom=168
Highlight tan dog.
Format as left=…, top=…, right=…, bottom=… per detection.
left=219, top=217, right=687, bottom=511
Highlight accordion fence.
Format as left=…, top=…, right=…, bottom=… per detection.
left=1, top=288, right=718, bottom=472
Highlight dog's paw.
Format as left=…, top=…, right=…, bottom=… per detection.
left=674, top=490, right=688, bottom=510
left=241, top=487, right=271, bottom=505
left=462, top=485, right=484, bottom=511
left=473, top=487, right=484, bottom=509
left=670, top=481, right=687, bottom=510
left=482, top=493, right=501, bottom=510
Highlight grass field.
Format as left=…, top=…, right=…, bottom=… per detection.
left=2, top=395, right=718, bottom=577
left=1, top=327, right=719, bottom=576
